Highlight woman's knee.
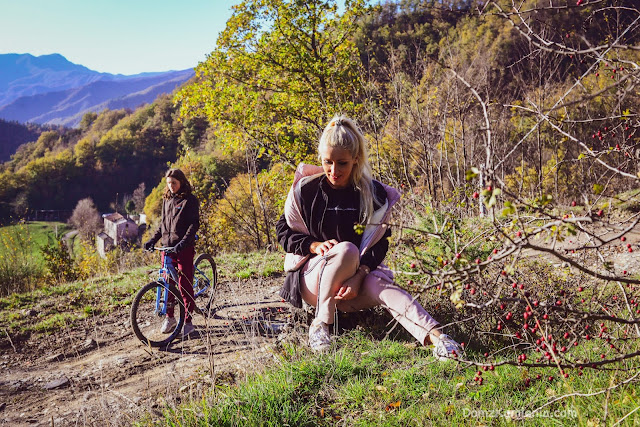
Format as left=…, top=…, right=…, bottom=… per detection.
left=328, top=241, right=359, bottom=265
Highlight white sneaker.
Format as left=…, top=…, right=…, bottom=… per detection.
left=160, top=317, right=177, bottom=334
left=309, top=320, right=331, bottom=352
left=182, top=322, right=196, bottom=337
left=433, top=334, right=462, bottom=361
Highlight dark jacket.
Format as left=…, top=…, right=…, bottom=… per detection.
left=276, top=175, right=390, bottom=272
left=150, top=192, right=199, bottom=249
left=275, top=171, right=393, bottom=308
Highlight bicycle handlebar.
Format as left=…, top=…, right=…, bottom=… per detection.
left=153, top=246, right=176, bottom=252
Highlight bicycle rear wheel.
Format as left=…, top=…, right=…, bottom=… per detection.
left=130, top=281, right=186, bottom=348
left=193, top=253, right=217, bottom=316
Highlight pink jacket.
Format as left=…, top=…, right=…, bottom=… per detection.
left=282, top=163, right=401, bottom=281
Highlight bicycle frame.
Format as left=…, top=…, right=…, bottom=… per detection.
left=155, top=251, right=180, bottom=316
left=193, top=264, right=210, bottom=298
left=152, top=247, right=212, bottom=315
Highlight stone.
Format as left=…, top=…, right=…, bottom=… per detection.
left=45, top=353, right=64, bottom=363
left=43, top=377, right=70, bottom=390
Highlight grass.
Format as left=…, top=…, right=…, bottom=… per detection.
left=0, top=221, right=73, bottom=295
left=0, top=221, right=72, bottom=266
left=153, top=331, right=640, bottom=426
left=2, top=239, right=639, bottom=425
left=0, top=249, right=284, bottom=338
left=0, top=265, right=150, bottom=336
left=213, top=249, right=284, bottom=279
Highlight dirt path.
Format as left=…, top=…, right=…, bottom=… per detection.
left=0, top=276, right=298, bottom=426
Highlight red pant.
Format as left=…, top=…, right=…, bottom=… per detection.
left=162, top=245, right=195, bottom=323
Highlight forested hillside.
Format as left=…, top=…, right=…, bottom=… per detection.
left=0, top=95, right=198, bottom=220
left=176, top=0, right=639, bottom=253
left=0, top=119, right=52, bottom=162
left=2, top=0, right=639, bottom=253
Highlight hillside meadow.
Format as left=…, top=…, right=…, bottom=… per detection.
left=0, top=230, right=639, bottom=425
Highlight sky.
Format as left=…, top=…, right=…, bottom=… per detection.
left=0, top=0, right=244, bottom=75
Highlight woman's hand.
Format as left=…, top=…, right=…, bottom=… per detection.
left=310, top=239, right=338, bottom=256
left=335, top=267, right=368, bottom=301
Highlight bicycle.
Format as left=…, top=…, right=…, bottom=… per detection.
left=130, top=247, right=217, bottom=348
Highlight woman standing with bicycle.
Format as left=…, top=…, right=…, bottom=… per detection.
left=144, top=168, right=199, bottom=337
left=276, top=115, right=461, bottom=359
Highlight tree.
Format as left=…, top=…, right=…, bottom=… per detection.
left=391, top=0, right=640, bottom=384
left=125, top=200, right=136, bottom=216
left=79, top=112, right=98, bottom=131
left=176, top=0, right=369, bottom=166
left=68, top=198, right=103, bottom=241
left=132, top=182, right=146, bottom=214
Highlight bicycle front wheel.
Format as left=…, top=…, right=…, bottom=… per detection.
left=193, top=253, right=217, bottom=316
left=130, top=281, right=186, bottom=348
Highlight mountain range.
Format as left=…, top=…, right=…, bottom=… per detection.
left=0, top=53, right=194, bottom=127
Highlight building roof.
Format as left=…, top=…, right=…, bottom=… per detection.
left=97, top=232, right=112, bottom=241
left=104, top=212, right=125, bottom=222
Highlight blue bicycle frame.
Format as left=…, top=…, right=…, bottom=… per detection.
left=193, top=264, right=210, bottom=298
left=155, top=251, right=180, bottom=316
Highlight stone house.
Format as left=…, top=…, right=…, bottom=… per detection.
left=96, top=212, right=139, bottom=257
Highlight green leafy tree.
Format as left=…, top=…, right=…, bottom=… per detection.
left=176, top=0, right=368, bottom=166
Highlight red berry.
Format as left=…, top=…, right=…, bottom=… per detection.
left=571, top=201, right=576, bottom=207
left=472, top=192, right=479, bottom=199
left=621, top=236, right=627, bottom=242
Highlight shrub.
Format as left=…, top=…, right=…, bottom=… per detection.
left=0, top=223, right=40, bottom=296
left=42, top=237, right=78, bottom=285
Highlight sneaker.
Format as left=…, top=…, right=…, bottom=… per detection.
left=182, top=322, right=196, bottom=337
left=160, top=317, right=177, bottom=334
left=309, top=320, right=331, bottom=352
left=433, top=334, right=462, bottom=361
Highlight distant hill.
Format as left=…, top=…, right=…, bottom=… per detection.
left=0, top=53, right=194, bottom=127
left=0, top=119, right=49, bottom=162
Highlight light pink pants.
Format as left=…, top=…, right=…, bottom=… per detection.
left=300, top=241, right=440, bottom=345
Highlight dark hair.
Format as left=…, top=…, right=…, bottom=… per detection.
left=162, top=168, right=192, bottom=199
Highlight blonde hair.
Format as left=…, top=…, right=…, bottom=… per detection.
left=318, top=115, right=379, bottom=224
